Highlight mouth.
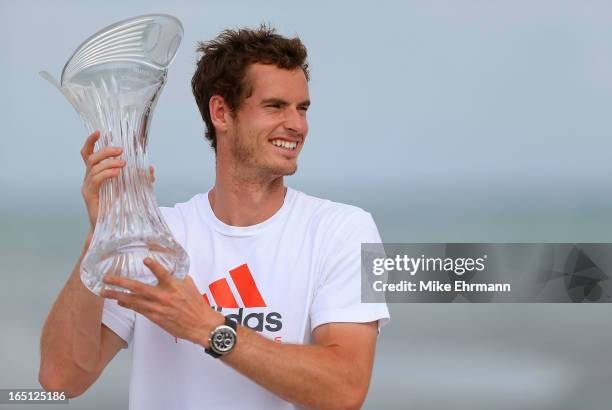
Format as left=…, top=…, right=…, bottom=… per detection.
left=269, top=138, right=299, bottom=151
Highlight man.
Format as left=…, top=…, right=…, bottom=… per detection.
left=39, top=26, right=389, bottom=409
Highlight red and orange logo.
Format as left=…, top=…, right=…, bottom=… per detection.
left=202, top=264, right=267, bottom=308
left=175, top=264, right=283, bottom=343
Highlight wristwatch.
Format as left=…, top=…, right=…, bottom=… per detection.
left=205, top=316, right=237, bottom=358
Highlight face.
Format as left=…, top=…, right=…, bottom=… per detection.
left=227, top=63, right=310, bottom=180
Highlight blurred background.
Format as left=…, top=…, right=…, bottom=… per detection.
left=2, top=0, right=612, bottom=409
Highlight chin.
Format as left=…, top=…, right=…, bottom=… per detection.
left=284, top=166, right=297, bottom=176
left=266, top=162, right=297, bottom=177
left=277, top=166, right=297, bottom=177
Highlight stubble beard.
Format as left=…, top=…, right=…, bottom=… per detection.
left=230, top=129, right=298, bottom=182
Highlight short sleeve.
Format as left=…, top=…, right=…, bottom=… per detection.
left=310, top=210, right=390, bottom=333
left=102, top=298, right=136, bottom=348
left=159, top=206, right=187, bottom=247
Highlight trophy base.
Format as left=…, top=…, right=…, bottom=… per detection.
left=81, top=239, right=189, bottom=296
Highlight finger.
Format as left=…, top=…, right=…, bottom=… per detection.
left=86, top=168, right=121, bottom=192
left=102, top=275, right=158, bottom=297
left=183, top=276, right=202, bottom=296
left=90, top=158, right=126, bottom=177
left=86, top=146, right=123, bottom=169
left=81, top=131, right=100, bottom=162
left=149, top=166, right=155, bottom=183
left=101, top=288, right=139, bottom=304
left=83, top=168, right=120, bottom=198
left=144, top=258, right=172, bottom=286
left=118, top=301, right=159, bottom=318
left=103, top=290, right=160, bottom=314
left=136, top=167, right=152, bottom=184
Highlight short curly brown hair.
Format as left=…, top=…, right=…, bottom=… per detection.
left=191, top=25, right=310, bottom=152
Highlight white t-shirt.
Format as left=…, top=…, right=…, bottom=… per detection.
left=102, top=187, right=389, bottom=410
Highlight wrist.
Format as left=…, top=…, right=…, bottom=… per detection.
left=195, top=312, right=225, bottom=349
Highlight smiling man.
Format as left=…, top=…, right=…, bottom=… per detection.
left=39, top=26, right=389, bottom=410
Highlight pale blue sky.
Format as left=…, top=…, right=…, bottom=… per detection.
left=2, top=0, right=612, bottom=222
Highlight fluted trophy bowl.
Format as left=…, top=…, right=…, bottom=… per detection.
left=41, top=14, right=189, bottom=295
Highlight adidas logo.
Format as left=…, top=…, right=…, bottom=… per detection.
left=202, top=263, right=267, bottom=308
left=203, top=264, right=283, bottom=333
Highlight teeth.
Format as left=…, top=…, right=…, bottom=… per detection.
left=271, top=139, right=297, bottom=150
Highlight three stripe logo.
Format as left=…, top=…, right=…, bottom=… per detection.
left=174, top=263, right=281, bottom=343
left=202, top=264, right=267, bottom=308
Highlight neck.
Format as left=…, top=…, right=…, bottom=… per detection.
left=209, top=161, right=287, bottom=227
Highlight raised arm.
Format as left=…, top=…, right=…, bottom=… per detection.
left=38, top=237, right=125, bottom=397
left=38, top=131, right=142, bottom=397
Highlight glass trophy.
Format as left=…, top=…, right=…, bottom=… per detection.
left=40, top=14, right=189, bottom=295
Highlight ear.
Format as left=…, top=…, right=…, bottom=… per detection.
left=209, top=95, right=231, bottom=135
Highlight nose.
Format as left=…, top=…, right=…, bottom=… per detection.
left=283, top=106, right=308, bottom=137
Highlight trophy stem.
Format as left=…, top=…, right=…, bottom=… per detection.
left=54, top=77, right=184, bottom=295
left=78, top=88, right=187, bottom=295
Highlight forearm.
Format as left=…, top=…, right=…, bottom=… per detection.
left=39, top=237, right=104, bottom=387
left=217, top=327, right=369, bottom=410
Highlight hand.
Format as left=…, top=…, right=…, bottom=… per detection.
left=100, top=258, right=224, bottom=348
left=80, top=131, right=155, bottom=230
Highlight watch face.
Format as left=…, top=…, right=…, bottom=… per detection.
left=211, top=325, right=236, bottom=354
